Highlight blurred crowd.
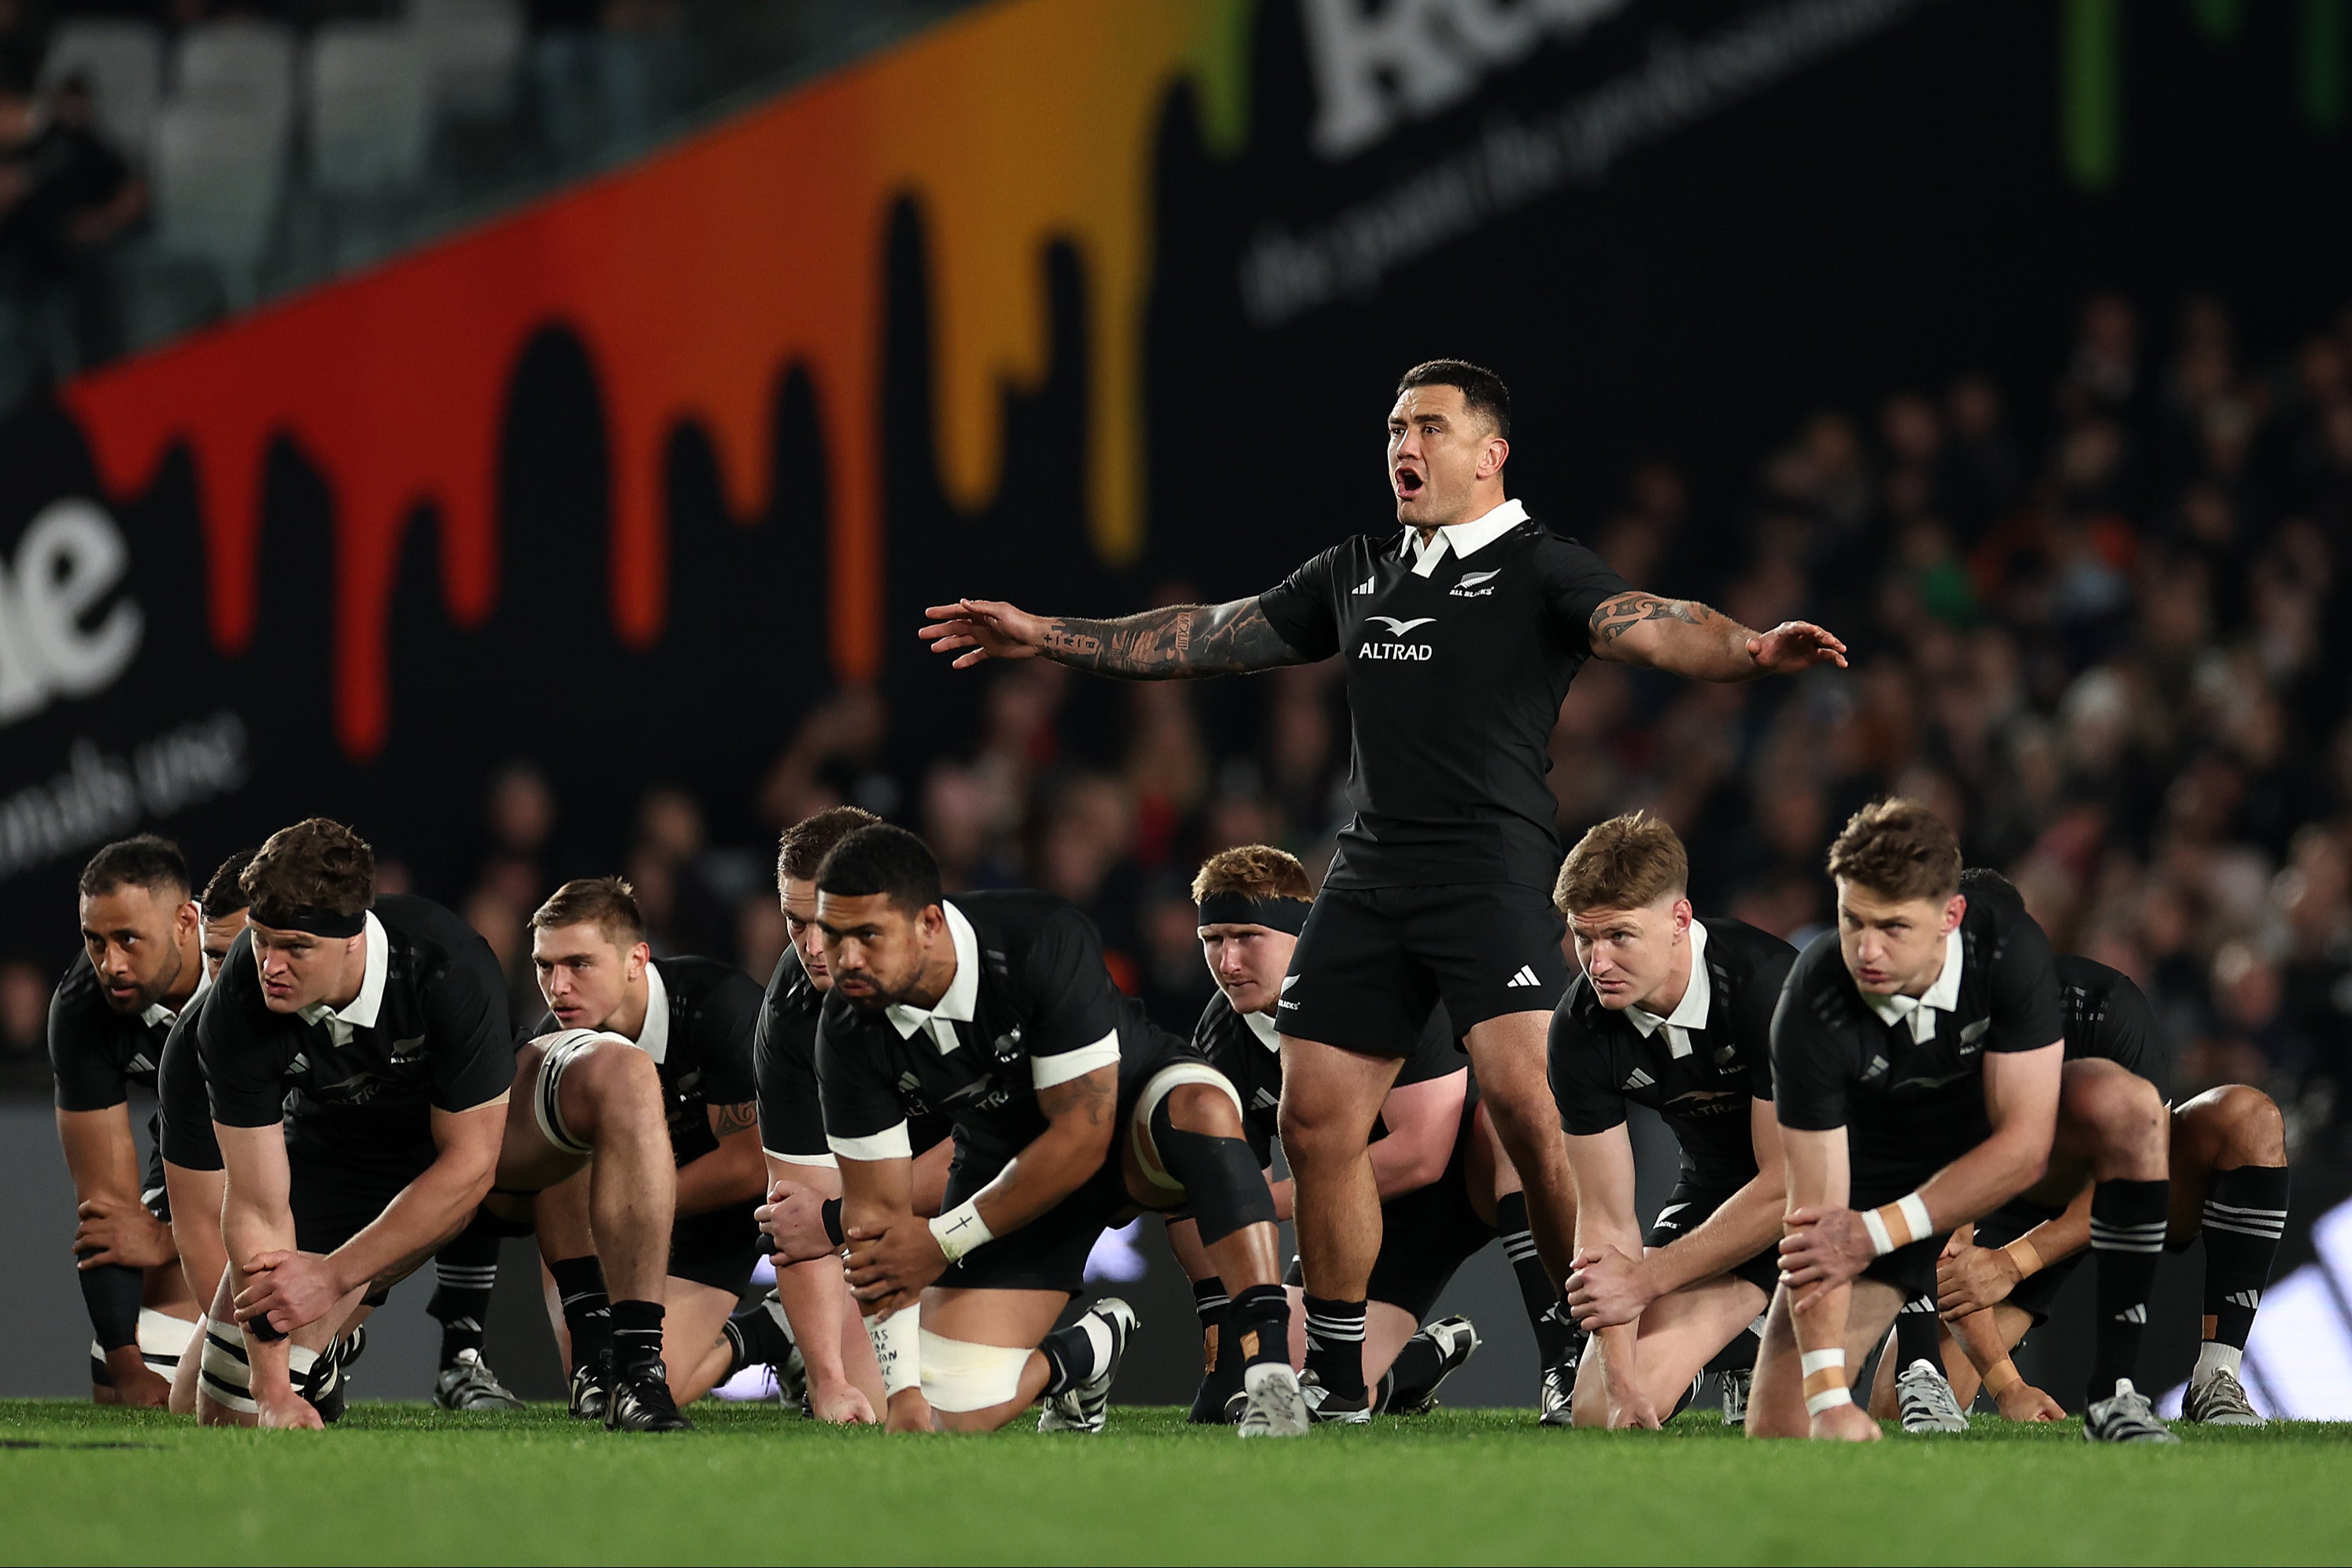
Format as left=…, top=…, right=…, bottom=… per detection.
left=6, top=288, right=2350, bottom=1156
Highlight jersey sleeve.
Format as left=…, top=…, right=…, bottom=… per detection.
left=1253, top=544, right=1347, bottom=662
left=197, top=944, right=290, bottom=1130
left=693, top=969, right=764, bottom=1106
left=815, top=1011, right=912, bottom=1162
left=1393, top=1003, right=1463, bottom=1087
left=1536, top=535, right=1634, bottom=641
left=1548, top=999, right=1625, bottom=1136
left=422, top=937, right=520, bottom=1114
left=1731, top=934, right=1798, bottom=1103
left=1768, top=939, right=1859, bottom=1133
left=756, top=1003, right=833, bottom=1163
left=1986, top=909, right=2062, bottom=1054
left=47, top=979, right=127, bottom=1112
left=1019, top=904, right=1127, bottom=1089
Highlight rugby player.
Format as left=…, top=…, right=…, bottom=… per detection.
left=922, top=359, right=1846, bottom=1416
left=525, top=877, right=768, bottom=1413
left=1548, top=814, right=1795, bottom=1430
left=747, top=807, right=956, bottom=1432
left=197, top=819, right=690, bottom=1432
left=1182, top=845, right=1540, bottom=1421
left=1866, top=869, right=2287, bottom=1429
left=1748, top=801, right=2096, bottom=1440
left=807, top=824, right=1307, bottom=1436
left=49, top=837, right=205, bottom=1406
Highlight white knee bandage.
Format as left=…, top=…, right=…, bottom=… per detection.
left=88, top=1308, right=201, bottom=1379
left=198, top=1321, right=321, bottom=1415
left=868, top=1306, right=920, bottom=1398
left=918, top=1330, right=1031, bottom=1413
left=531, top=1030, right=619, bottom=1156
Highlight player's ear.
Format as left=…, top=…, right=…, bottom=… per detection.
left=1673, top=897, right=1693, bottom=938
left=1479, top=435, right=1509, bottom=479
left=630, top=941, right=651, bottom=978
left=1942, top=893, right=1966, bottom=935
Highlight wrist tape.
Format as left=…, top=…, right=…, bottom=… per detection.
left=1860, top=1192, right=1933, bottom=1256
left=1801, top=1348, right=1851, bottom=1415
left=2002, top=1235, right=2043, bottom=1278
left=927, top=1199, right=994, bottom=1264
left=1982, top=1359, right=2023, bottom=1398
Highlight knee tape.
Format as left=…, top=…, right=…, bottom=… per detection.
left=1146, top=1085, right=1277, bottom=1246
left=1133, top=1061, right=1248, bottom=1193
left=198, top=1321, right=323, bottom=1415
left=917, top=1330, right=1031, bottom=1414
left=531, top=1030, right=616, bottom=1156
left=868, top=1305, right=920, bottom=1398
left=94, top=1308, right=200, bottom=1384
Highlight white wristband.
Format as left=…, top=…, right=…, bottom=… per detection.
left=1860, top=1207, right=1895, bottom=1256
left=1800, top=1346, right=1849, bottom=1415
left=1806, top=1385, right=1855, bottom=1415
left=928, top=1199, right=994, bottom=1264
left=1799, top=1349, right=1846, bottom=1376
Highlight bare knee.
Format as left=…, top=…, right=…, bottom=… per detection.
left=1166, top=1083, right=1242, bottom=1139
left=1278, top=1094, right=1374, bottom=1170
left=2185, top=1083, right=2287, bottom=1169
left=2062, top=1061, right=2167, bottom=1177
left=564, top=1038, right=664, bottom=1134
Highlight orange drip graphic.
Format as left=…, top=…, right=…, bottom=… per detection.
left=62, top=0, right=1251, bottom=758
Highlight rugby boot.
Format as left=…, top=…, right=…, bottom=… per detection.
left=1717, top=1366, right=1752, bottom=1429
left=606, top=1362, right=694, bottom=1432
left=2083, top=1378, right=2177, bottom=1444
left=1381, top=1315, right=1481, bottom=1416
left=1895, top=1359, right=1969, bottom=1433
left=1237, top=1362, right=1311, bottom=1438
left=1039, top=1297, right=1138, bottom=1434
left=435, top=1348, right=526, bottom=1412
left=2182, top=1365, right=2262, bottom=1426
left=568, top=1351, right=611, bottom=1422
left=1296, top=1368, right=1371, bottom=1426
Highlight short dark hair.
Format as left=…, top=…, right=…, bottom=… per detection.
left=1397, top=360, right=1511, bottom=440
left=202, top=850, right=258, bottom=917
left=779, top=806, right=884, bottom=884
left=530, top=876, right=646, bottom=947
left=241, top=818, right=375, bottom=920
left=1826, top=799, right=1961, bottom=904
left=79, top=836, right=190, bottom=902
left=815, top=823, right=942, bottom=915
left=1958, top=867, right=2024, bottom=912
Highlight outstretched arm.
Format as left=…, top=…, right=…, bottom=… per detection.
left=921, top=597, right=1309, bottom=679
left=1588, top=592, right=1847, bottom=681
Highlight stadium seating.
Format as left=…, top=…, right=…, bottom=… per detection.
left=307, top=24, right=432, bottom=195
left=35, top=18, right=163, bottom=167
left=410, top=0, right=527, bottom=121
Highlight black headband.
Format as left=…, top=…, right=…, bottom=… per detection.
left=1196, top=891, right=1311, bottom=935
left=246, top=901, right=368, bottom=940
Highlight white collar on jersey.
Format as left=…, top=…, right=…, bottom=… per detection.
left=1862, top=926, right=1965, bottom=1043
left=298, top=910, right=388, bottom=1047
left=631, top=960, right=671, bottom=1064
left=1241, top=1004, right=1283, bottom=1053
left=886, top=900, right=981, bottom=1055
left=1401, top=497, right=1528, bottom=578
left=142, top=949, right=213, bottom=1030
left=1624, top=919, right=1710, bottom=1059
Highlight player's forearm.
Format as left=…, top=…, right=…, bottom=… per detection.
left=1916, top=1126, right=2054, bottom=1237
left=1943, top=1301, right=2010, bottom=1380
left=326, top=1153, right=494, bottom=1295
left=55, top=1106, right=144, bottom=1207
left=2012, top=1184, right=2095, bottom=1273
left=1647, top=1178, right=1783, bottom=1297
left=775, top=1256, right=850, bottom=1385
left=968, top=1121, right=1110, bottom=1236
left=1040, top=599, right=1298, bottom=679
left=1589, top=595, right=1767, bottom=682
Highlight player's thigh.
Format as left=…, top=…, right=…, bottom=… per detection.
left=1278, top=887, right=1438, bottom=1067
left=1633, top=1277, right=1772, bottom=1403
left=1841, top=1278, right=1906, bottom=1365
left=1422, top=880, right=1571, bottom=1052
left=920, top=1286, right=1071, bottom=1349
left=919, top=1288, right=1068, bottom=1433
left=1278, top=1034, right=1403, bottom=1156
left=660, top=1279, right=740, bottom=1392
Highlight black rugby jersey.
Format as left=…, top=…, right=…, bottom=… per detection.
left=1771, top=896, right=2061, bottom=1204
left=2054, top=953, right=2167, bottom=1100
left=754, top=947, right=950, bottom=1165
left=1256, top=502, right=1630, bottom=890
left=157, top=992, right=222, bottom=1172
left=1193, top=989, right=1463, bottom=1166
left=49, top=947, right=204, bottom=1112
left=200, top=895, right=516, bottom=1145
left=1551, top=917, right=1794, bottom=1190
left=533, top=956, right=759, bottom=1169
left=817, top=891, right=1175, bottom=1162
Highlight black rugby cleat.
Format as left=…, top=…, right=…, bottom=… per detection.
left=605, top=1363, right=694, bottom=1432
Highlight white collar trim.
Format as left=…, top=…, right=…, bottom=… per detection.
left=635, top=960, right=671, bottom=1064
left=299, top=910, right=387, bottom=1041
left=142, top=952, right=212, bottom=1030
left=1625, top=919, right=1710, bottom=1057
left=1241, top=1006, right=1282, bottom=1053
left=1403, top=497, right=1528, bottom=577
left=886, top=900, right=981, bottom=1051
left=1863, top=926, right=1965, bottom=1042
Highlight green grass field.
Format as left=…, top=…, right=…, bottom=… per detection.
left=4, top=1399, right=2349, bottom=1565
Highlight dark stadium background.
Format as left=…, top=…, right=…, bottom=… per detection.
left=2, top=0, right=2348, bottom=1414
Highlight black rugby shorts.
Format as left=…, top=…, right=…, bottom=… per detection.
left=1279, top=884, right=1569, bottom=1059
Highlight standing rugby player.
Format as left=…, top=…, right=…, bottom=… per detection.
left=923, top=360, right=1846, bottom=1415
left=50, top=837, right=206, bottom=1405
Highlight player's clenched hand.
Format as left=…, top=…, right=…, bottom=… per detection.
left=73, top=1194, right=177, bottom=1271
left=808, top=1378, right=878, bottom=1426
left=1565, top=1245, right=1655, bottom=1331
left=1602, top=1364, right=1661, bottom=1430
left=234, top=1249, right=342, bottom=1335
left=1992, top=1381, right=2065, bottom=1423
left=919, top=599, right=1049, bottom=670
left=1935, top=1241, right=2022, bottom=1316
left=843, top=1221, right=947, bottom=1311
left=757, top=1179, right=838, bottom=1266
left=1779, top=1204, right=1873, bottom=1300
left=1746, top=621, right=1848, bottom=675
left=257, top=1389, right=325, bottom=1431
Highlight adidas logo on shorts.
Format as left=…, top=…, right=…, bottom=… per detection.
left=1506, top=964, right=1541, bottom=988
left=2113, top=1304, right=2148, bottom=1325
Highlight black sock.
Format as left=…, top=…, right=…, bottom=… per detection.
left=1495, top=1194, right=1570, bottom=1364
left=549, top=1256, right=611, bottom=1370
left=427, top=1230, right=501, bottom=1367
left=608, top=1299, right=666, bottom=1381
left=1039, top=1312, right=1115, bottom=1398
left=1894, top=1293, right=1941, bottom=1370
left=1186, top=1278, right=1237, bottom=1425
left=1227, top=1285, right=1291, bottom=1370
left=2088, top=1178, right=2170, bottom=1402
left=1301, top=1294, right=1366, bottom=1403
left=1702, top=1318, right=1758, bottom=1376
left=2202, top=1163, right=2289, bottom=1351
left=1379, top=1326, right=1448, bottom=1413
left=721, top=1300, right=793, bottom=1375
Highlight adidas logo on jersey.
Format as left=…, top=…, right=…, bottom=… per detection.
left=1251, top=1089, right=1281, bottom=1111
left=1621, top=1068, right=1655, bottom=1090
left=2113, top=1304, right=2148, bottom=1325
left=1353, top=576, right=1376, bottom=594
left=1506, top=964, right=1541, bottom=989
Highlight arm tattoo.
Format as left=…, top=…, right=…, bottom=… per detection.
left=1589, top=592, right=1712, bottom=643
left=1040, top=598, right=1303, bottom=679
left=710, top=1101, right=759, bottom=1137
left=1037, top=1067, right=1118, bottom=1129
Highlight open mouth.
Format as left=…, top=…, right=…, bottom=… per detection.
left=1395, top=468, right=1425, bottom=500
